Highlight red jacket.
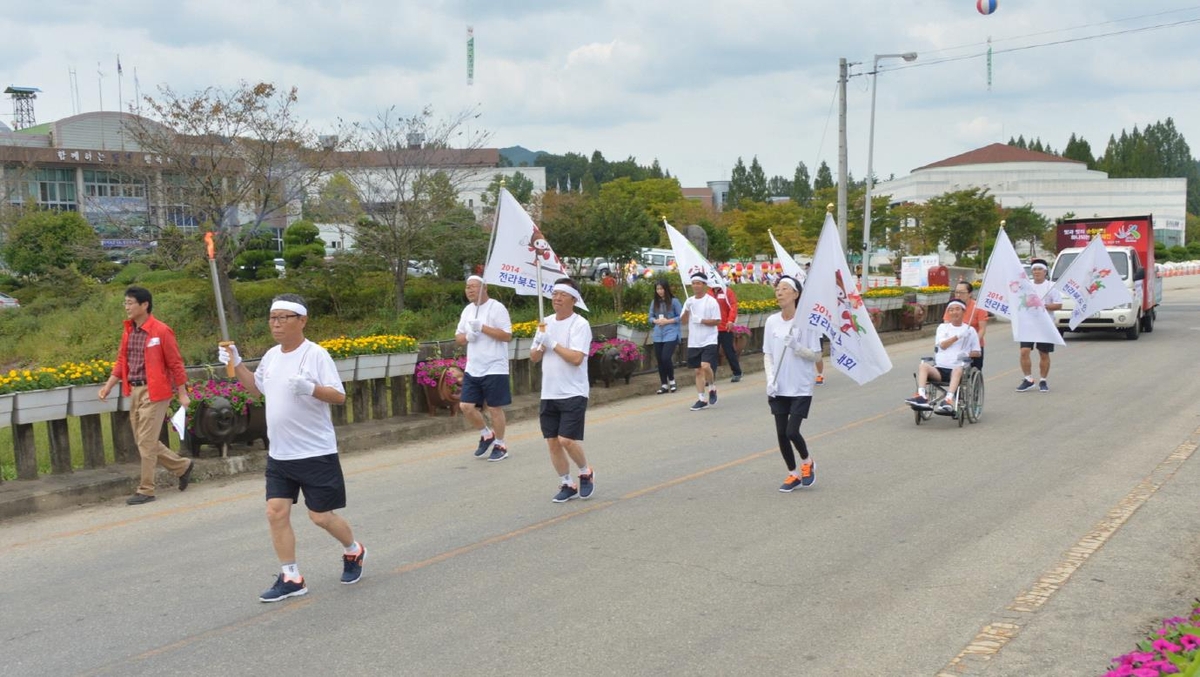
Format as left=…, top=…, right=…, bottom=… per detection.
left=710, top=287, right=739, bottom=332
left=113, top=314, right=188, bottom=401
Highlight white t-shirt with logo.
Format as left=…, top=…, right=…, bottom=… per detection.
left=1031, top=279, right=1062, bottom=308
left=934, top=323, right=981, bottom=370
left=538, top=312, right=592, bottom=401
left=455, top=298, right=512, bottom=377
left=682, top=294, right=721, bottom=348
left=254, top=339, right=346, bottom=461
left=763, top=312, right=821, bottom=397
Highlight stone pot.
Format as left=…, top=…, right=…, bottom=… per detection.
left=186, top=397, right=269, bottom=458
left=588, top=350, right=638, bottom=388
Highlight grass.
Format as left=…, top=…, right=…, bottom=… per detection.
left=0, top=415, right=124, bottom=481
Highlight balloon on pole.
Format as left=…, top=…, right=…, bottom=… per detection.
left=976, top=0, right=998, bottom=15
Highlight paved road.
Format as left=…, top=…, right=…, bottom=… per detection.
left=3, top=277, right=1199, bottom=676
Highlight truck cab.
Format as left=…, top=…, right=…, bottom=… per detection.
left=1050, top=246, right=1156, bottom=339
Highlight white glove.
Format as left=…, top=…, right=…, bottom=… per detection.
left=288, top=374, right=316, bottom=397
left=465, top=330, right=481, bottom=343
left=218, top=343, right=242, bottom=367
left=541, top=333, right=558, bottom=351
left=794, top=345, right=819, bottom=362
left=532, top=331, right=546, bottom=349
left=766, top=382, right=779, bottom=398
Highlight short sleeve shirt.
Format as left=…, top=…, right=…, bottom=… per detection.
left=763, top=312, right=821, bottom=397
left=538, top=313, right=592, bottom=401
left=1032, top=279, right=1061, bottom=308
left=254, top=340, right=346, bottom=460
left=682, top=294, right=721, bottom=347
left=455, top=298, right=512, bottom=377
left=934, top=323, right=980, bottom=370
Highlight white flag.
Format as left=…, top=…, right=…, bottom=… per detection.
left=977, top=227, right=1064, bottom=345
left=664, top=220, right=728, bottom=290
left=1049, top=235, right=1133, bottom=330
left=483, top=188, right=587, bottom=310
left=795, top=213, right=892, bottom=385
left=768, top=230, right=806, bottom=282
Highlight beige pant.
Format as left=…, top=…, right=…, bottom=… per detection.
left=129, top=386, right=189, bottom=496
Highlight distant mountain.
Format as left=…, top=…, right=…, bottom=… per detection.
left=500, top=145, right=547, bottom=167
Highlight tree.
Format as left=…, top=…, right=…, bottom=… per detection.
left=746, top=157, right=770, bottom=203
left=727, top=201, right=806, bottom=260
left=813, top=161, right=834, bottom=191
left=1062, top=133, right=1096, bottom=168
left=923, top=188, right=1000, bottom=262
left=1002, top=204, right=1052, bottom=257
left=479, top=171, right=536, bottom=219
left=232, top=231, right=279, bottom=281
left=281, top=220, right=325, bottom=271
left=129, top=81, right=340, bottom=325
left=3, top=209, right=105, bottom=277
left=344, top=106, right=492, bottom=313
left=426, top=203, right=487, bottom=279
left=889, top=202, right=933, bottom=260
left=726, top=157, right=749, bottom=211
left=1097, top=119, right=1200, bottom=215
left=790, top=162, right=813, bottom=206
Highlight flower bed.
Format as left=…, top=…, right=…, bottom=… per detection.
left=588, top=338, right=643, bottom=363
left=0, top=359, right=114, bottom=394
left=1103, top=601, right=1200, bottom=675
left=738, top=299, right=778, bottom=314
left=619, top=311, right=652, bottom=331
left=729, top=324, right=751, bottom=337
left=415, top=356, right=467, bottom=394
left=180, top=378, right=264, bottom=429
left=318, top=334, right=418, bottom=358
left=511, top=320, right=540, bottom=338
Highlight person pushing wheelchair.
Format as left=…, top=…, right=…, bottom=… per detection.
left=905, top=299, right=981, bottom=414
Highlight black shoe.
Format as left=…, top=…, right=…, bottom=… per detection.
left=669, top=383, right=677, bottom=393
left=708, top=388, right=718, bottom=406
left=731, top=374, right=742, bottom=383
left=341, top=545, right=366, bottom=584
left=690, top=400, right=708, bottom=412
left=552, top=483, right=579, bottom=503
left=179, top=460, right=195, bottom=491
left=1016, top=379, right=1036, bottom=393
left=656, top=385, right=670, bottom=395
left=474, top=434, right=495, bottom=458
left=126, top=493, right=156, bottom=505
left=259, top=574, right=307, bottom=602
left=487, top=444, right=508, bottom=462
left=579, top=470, right=595, bottom=499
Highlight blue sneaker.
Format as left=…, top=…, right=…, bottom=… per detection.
left=578, top=470, right=595, bottom=499
left=552, top=483, right=578, bottom=503
left=1016, top=379, right=1036, bottom=393
left=474, top=434, right=495, bottom=458
left=708, top=388, right=718, bottom=406
left=487, top=444, right=508, bottom=462
left=690, top=400, right=708, bottom=412
left=799, top=461, right=815, bottom=488
left=341, top=545, right=366, bottom=584
left=259, top=575, right=307, bottom=603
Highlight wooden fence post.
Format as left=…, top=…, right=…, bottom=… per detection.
left=80, top=414, right=107, bottom=469
left=48, top=419, right=72, bottom=474
left=111, top=411, right=138, bottom=463
left=13, top=423, right=38, bottom=480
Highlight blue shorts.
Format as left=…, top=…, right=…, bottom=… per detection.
left=686, top=344, right=719, bottom=369
left=540, top=396, right=588, bottom=441
left=265, top=453, right=346, bottom=513
left=460, top=373, right=512, bottom=408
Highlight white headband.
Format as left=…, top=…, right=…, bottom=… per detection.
left=1031, top=262, right=1048, bottom=271
left=467, top=275, right=485, bottom=284
left=947, top=299, right=967, bottom=310
left=551, top=283, right=583, bottom=303
left=270, top=300, right=308, bottom=316
left=777, top=277, right=798, bottom=292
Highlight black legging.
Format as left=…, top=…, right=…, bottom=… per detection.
left=773, top=409, right=809, bottom=471
left=654, top=340, right=678, bottom=385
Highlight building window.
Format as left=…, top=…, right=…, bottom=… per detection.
left=83, top=169, right=147, bottom=198
left=35, top=168, right=78, bottom=211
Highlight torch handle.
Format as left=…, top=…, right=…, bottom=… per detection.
left=219, top=341, right=236, bottom=378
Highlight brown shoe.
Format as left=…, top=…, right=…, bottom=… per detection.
left=179, top=460, right=195, bottom=491
left=127, top=493, right=156, bottom=505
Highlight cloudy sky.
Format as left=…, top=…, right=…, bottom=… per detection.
left=3, top=1, right=1199, bottom=188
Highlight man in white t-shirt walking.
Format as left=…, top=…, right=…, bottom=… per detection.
left=679, top=272, right=723, bottom=411
left=219, top=294, right=365, bottom=603
left=906, top=299, right=981, bottom=414
left=455, top=275, right=514, bottom=461
left=1016, top=258, right=1064, bottom=393
left=530, top=278, right=595, bottom=503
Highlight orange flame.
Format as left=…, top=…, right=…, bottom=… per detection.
left=204, top=232, right=215, bottom=259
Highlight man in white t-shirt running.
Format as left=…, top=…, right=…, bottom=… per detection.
left=906, top=299, right=981, bottom=414
left=1016, top=258, right=1063, bottom=393
left=679, top=272, right=722, bottom=411
left=219, top=294, right=365, bottom=603
left=530, top=278, right=595, bottom=503
left=455, top=275, right=514, bottom=461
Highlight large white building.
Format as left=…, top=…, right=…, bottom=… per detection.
left=877, top=143, right=1187, bottom=248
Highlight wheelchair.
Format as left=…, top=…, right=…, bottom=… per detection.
left=912, top=356, right=984, bottom=427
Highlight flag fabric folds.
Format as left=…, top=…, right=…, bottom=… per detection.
left=977, top=227, right=1064, bottom=345
left=795, top=213, right=892, bottom=385
left=664, top=220, right=728, bottom=290
left=1049, top=235, right=1133, bottom=330
left=769, top=230, right=806, bottom=282
left=483, top=188, right=586, bottom=310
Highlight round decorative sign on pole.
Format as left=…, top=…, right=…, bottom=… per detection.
left=976, top=0, right=998, bottom=15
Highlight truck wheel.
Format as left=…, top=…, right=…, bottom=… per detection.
left=1124, top=312, right=1141, bottom=340
left=1141, top=308, right=1154, bottom=333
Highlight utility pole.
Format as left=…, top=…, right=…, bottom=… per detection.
left=837, top=58, right=849, bottom=253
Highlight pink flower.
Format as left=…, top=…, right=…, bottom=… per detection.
left=1179, top=634, right=1200, bottom=651
left=1152, top=639, right=1182, bottom=654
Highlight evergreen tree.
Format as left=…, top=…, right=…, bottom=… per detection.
left=813, top=161, right=834, bottom=191
left=791, top=162, right=813, bottom=206
left=726, top=157, right=749, bottom=211
left=746, top=156, right=770, bottom=203
left=1062, top=133, right=1096, bottom=168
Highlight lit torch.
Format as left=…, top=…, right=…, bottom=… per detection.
left=204, top=232, right=236, bottom=377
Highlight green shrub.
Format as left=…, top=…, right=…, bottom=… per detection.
left=113, top=263, right=151, bottom=285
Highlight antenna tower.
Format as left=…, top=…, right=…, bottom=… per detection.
left=5, top=86, right=41, bottom=130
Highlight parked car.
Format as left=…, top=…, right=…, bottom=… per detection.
left=589, top=258, right=614, bottom=280
left=407, top=260, right=437, bottom=277
left=638, top=248, right=676, bottom=276
left=0, top=292, right=19, bottom=309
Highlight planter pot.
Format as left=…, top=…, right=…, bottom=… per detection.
left=863, top=298, right=883, bottom=311
left=355, top=354, right=389, bottom=381
left=333, top=357, right=357, bottom=383
left=588, top=350, right=638, bottom=388
left=0, top=392, right=12, bottom=428
left=186, top=398, right=268, bottom=458
left=423, top=366, right=464, bottom=415
left=900, top=304, right=927, bottom=330
left=13, top=386, right=72, bottom=424
left=509, top=337, right=533, bottom=361
left=68, top=383, right=120, bottom=416
left=883, top=297, right=904, bottom=311
left=616, top=325, right=650, bottom=345
left=744, top=313, right=765, bottom=329
left=916, top=292, right=950, bottom=306
left=386, top=352, right=418, bottom=377
left=733, top=334, right=749, bottom=355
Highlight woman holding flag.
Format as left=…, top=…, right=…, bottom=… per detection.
left=762, top=275, right=822, bottom=492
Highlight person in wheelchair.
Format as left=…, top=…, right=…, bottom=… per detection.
left=905, top=299, right=981, bottom=414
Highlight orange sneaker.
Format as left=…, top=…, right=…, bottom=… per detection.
left=800, top=461, right=815, bottom=488
left=815, top=374, right=825, bottom=385
left=779, top=474, right=802, bottom=493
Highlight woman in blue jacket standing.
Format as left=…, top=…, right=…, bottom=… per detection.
left=649, top=279, right=683, bottom=394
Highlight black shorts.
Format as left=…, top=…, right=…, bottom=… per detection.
left=768, top=395, right=812, bottom=419
left=686, top=344, right=719, bottom=369
left=1019, top=342, right=1056, bottom=354
left=932, top=366, right=955, bottom=383
left=540, top=396, right=588, bottom=441
left=460, top=373, right=512, bottom=408
left=265, top=453, right=347, bottom=513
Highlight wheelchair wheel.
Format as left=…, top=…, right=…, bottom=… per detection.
left=957, top=391, right=967, bottom=427
left=967, top=370, right=985, bottom=423
left=914, top=407, right=932, bottom=425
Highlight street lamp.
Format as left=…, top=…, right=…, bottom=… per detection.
left=862, top=51, right=917, bottom=277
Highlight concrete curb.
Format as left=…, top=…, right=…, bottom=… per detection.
left=0, top=326, right=935, bottom=521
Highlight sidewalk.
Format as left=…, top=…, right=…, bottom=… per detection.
left=0, top=326, right=935, bottom=521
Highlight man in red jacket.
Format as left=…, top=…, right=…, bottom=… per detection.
left=710, top=280, right=743, bottom=382
left=99, top=286, right=194, bottom=505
